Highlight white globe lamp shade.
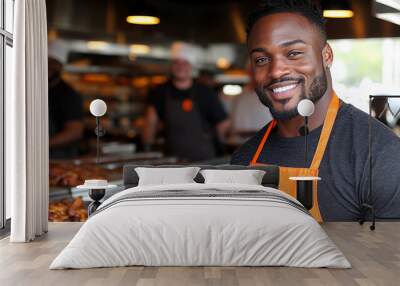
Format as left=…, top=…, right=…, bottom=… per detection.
left=297, top=99, right=315, bottom=117
left=90, top=99, right=107, bottom=117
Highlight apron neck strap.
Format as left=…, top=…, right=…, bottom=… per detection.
left=250, top=92, right=340, bottom=168
left=250, top=120, right=277, bottom=165
left=310, top=92, right=340, bottom=169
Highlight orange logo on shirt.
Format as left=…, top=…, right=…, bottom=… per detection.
left=182, top=99, right=193, bottom=112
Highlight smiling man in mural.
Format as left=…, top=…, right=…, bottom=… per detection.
left=231, top=0, right=400, bottom=221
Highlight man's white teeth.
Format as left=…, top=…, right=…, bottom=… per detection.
left=272, top=84, right=297, bottom=94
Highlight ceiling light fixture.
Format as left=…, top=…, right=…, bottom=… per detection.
left=322, top=0, right=354, bottom=18
left=126, top=1, right=160, bottom=25
left=126, top=16, right=160, bottom=25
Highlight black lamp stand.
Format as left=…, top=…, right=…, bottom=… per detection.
left=87, top=117, right=107, bottom=215
left=88, top=189, right=106, bottom=216
left=304, top=116, right=309, bottom=164
left=296, top=180, right=313, bottom=210
left=295, top=116, right=314, bottom=210
left=95, top=116, right=106, bottom=163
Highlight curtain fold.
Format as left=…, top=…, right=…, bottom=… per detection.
left=8, top=0, right=48, bottom=242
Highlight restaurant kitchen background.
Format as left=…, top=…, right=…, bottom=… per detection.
left=41, top=0, right=400, bottom=222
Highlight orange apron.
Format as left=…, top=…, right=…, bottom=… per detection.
left=250, top=94, right=340, bottom=222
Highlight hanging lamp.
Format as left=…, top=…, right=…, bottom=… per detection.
left=322, top=0, right=354, bottom=18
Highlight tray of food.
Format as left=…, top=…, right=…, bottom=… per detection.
left=49, top=162, right=121, bottom=188
left=49, top=196, right=88, bottom=222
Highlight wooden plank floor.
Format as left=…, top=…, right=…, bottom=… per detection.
left=0, top=222, right=399, bottom=286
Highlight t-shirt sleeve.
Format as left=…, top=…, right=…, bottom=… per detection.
left=201, top=87, right=228, bottom=125
left=147, top=87, right=165, bottom=120
left=359, top=123, right=400, bottom=219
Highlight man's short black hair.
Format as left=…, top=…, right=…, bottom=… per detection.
left=246, top=0, right=327, bottom=42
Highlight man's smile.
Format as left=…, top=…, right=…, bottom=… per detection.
left=266, top=80, right=303, bottom=101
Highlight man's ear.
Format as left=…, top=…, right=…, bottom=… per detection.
left=322, top=43, right=333, bottom=69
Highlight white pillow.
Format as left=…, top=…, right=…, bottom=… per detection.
left=135, top=167, right=200, bottom=186
left=200, top=169, right=266, bottom=185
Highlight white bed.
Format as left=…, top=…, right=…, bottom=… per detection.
left=50, top=183, right=350, bottom=269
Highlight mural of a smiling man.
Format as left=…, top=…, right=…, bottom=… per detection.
left=231, top=0, right=400, bottom=221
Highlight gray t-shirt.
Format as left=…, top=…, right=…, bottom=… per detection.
left=231, top=103, right=400, bottom=221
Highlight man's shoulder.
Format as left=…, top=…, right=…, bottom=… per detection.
left=340, top=103, right=397, bottom=137
left=342, top=103, right=369, bottom=120
left=335, top=102, right=400, bottom=152
left=230, top=124, right=270, bottom=165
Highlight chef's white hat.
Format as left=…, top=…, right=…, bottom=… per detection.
left=170, top=42, right=201, bottom=66
left=48, top=39, right=69, bottom=64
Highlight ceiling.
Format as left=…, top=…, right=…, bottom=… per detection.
left=46, top=0, right=400, bottom=44
left=46, top=0, right=400, bottom=75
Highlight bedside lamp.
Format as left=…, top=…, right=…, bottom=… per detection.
left=90, top=99, right=107, bottom=163
left=289, top=99, right=320, bottom=211
left=78, top=99, right=114, bottom=216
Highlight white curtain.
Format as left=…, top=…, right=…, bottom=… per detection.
left=7, top=0, right=49, bottom=242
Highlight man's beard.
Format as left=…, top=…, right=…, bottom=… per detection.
left=255, top=70, right=328, bottom=120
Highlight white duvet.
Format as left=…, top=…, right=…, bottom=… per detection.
left=50, top=183, right=351, bottom=269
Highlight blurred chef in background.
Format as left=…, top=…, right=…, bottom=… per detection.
left=143, top=42, right=230, bottom=162
left=48, top=40, right=84, bottom=158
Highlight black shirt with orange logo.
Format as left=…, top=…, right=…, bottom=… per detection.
left=148, top=81, right=227, bottom=127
